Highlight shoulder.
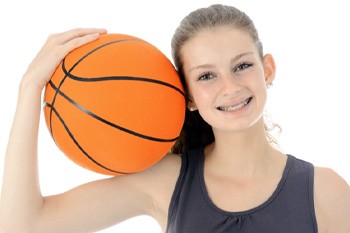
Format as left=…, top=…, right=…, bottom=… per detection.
left=314, top=166, right=350, bottom=233
left=110, top=152, right=182, bottom=182
left=314, top=167, right=349, bottom=206
left=142, top=152, right=182, bottom=184
left=115, top=153, right=182, bottom=217
left=146, top=152, right=183, bottom=195
left=109, top=152, right=182, bottom=197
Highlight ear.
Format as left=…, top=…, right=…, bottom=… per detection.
left=186, top=96, right=198, bottom=111
left=263, top=54, right=276, bottom=86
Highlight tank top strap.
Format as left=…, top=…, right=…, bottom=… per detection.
left=167, top=147, right=202, bottom=227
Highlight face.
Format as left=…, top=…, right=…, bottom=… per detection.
left=181, top=25, right=275, bottom=133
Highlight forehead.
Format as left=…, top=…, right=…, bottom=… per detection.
left=183, top=25, right=254, bottom=53
left=181, top=26, right=257, bottom=68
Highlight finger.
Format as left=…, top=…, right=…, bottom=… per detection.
left=50, top=28, right=107, bottom=45
left=62, top=32, right=102, bottom=55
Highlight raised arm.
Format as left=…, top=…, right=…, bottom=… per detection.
left=0, top=28, right=107, bottom=231
left=0, top=28, right=181, bottom=233
left=0, top=29, right=134, bottom=232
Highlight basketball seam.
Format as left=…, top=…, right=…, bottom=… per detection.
left=49, top=38, right=146, bottom=132
left=45, top=36, right=184, bottom=175
left=44, top=102, right=132, bottom=175
left=46, top=81, right=179, bottom=142
left=64, top=71, right=185, bottom=97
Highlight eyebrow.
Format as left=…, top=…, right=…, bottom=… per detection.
left=189, top=52, right=254, bottom=73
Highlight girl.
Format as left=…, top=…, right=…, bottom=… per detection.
left=1, top=4, right=349, bottom=233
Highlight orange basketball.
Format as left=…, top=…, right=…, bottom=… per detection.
left=43, top=34, right=185, bottom=175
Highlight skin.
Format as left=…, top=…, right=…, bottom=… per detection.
left=0, top=27, right=349, bottom=233
left=181, top=26, right=287, bottom=211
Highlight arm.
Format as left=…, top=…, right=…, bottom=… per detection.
left=0, top=28, right=158, bottom=233
left=314, top=167, right=350, bottom=233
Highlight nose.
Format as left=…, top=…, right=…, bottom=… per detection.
left=220, top=72, right=241, bottom=96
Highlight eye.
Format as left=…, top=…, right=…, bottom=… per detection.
left=234, top=62, right=253, bottom=72
left=197, top=72, right=215, bottom=81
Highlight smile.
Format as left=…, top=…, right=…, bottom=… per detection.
left=217, top=97, right=252, bottom=111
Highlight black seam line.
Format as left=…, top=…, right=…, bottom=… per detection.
left=43, top=102, right=132, bottom=175
left=49, top=38, right=145, bottom=140
left=47, top=80, right=179, bottom=142
left=64, top=70, right=185, bottom=98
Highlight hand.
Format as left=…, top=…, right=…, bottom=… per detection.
left=21, top=28, right=107, bottom=91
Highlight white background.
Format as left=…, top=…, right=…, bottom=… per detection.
left=0, top=0, right=349, bottom=232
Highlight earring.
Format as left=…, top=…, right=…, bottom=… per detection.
left=190, top=107, right=195, bottom=111
left=267, top=82, right=273, bottom=89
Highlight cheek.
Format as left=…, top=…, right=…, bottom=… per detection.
left=245, top=70, right=268, bottom=105
left=253, top=80, right=268, bottom=107
left=189, top=84, right=215, bottom=109
left=251, top=69, right=268, bottom=92
left=191, top=90, right=207, bottom=108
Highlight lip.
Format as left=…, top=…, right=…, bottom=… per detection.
left=216, top=96, right=253, bottom=110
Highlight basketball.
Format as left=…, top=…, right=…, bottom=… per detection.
left=43, top=34, right=185, bottom=175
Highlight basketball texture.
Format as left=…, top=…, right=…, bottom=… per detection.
left=43, top=34, right=185, bottom=175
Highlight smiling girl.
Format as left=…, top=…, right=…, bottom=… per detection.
left=1, top=4, right=349, bottom=233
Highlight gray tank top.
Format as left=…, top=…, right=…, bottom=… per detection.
left=166, top=147, right=318, bottom=233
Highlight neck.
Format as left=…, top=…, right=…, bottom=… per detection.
left=205, top=118, right=282, bottom=180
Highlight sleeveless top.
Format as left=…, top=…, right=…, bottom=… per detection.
left=166, top=147, right=318, bottom=233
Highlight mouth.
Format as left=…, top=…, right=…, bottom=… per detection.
left=216, top=97, right=253, bottom=112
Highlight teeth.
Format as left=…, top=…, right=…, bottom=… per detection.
left=218, top=98, right=251, bottom=111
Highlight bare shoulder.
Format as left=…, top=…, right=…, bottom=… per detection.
left=108, top=152, right=182, bottom=200
left=314, top=167, right=350, bottom=203
left=110, top=152, right=181, bottom=185
left=146, top=152, right=182, bottom=174
left=142, top=152, right=182, bottom=202
left=314, top=167, right=350, bottom=233
left=126, top=152, right=182, bottom=229
left=128, top=152, right=182, bottom=184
